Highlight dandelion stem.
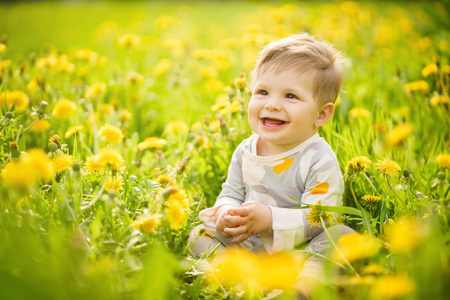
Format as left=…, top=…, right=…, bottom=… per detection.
left=319, top=216, right=359, bottom=277
left=349, top=179, right=362, bottom=210
left=385, top=175, right=406, bottom=209
left=23, top=118, right=38, bottom=132
left=362, top=172, right=378, bottom=193
left=81, top=180, right=106, bottom=210
left=15, top=124, right=23, bottom=143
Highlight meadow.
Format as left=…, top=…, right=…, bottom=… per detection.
left=0, top=0, right=449, bottom=299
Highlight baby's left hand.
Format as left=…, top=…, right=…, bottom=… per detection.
left=224, top=201, right=273, bottom=244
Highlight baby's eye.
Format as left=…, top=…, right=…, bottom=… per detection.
left=285, top=93, right=297, bottom=99
left=258, top=90, right=268, bottom=95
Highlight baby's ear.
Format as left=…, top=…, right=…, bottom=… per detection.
left=314, top=102, right=335, bottom=128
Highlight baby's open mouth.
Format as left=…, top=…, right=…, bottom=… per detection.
left=262, top=118, right=287, bottom=126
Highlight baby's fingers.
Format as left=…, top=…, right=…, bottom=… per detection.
left=231, top=233, right=251, bottom=244
left=228, top=207, right=250, bottom=217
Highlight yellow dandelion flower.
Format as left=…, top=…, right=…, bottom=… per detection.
left=48, top=134, right=61, bottom=148
left=436, top=154, right=450, bottom=169
left=65, top=125, right=84, bottom=139
left=99, top=103, right=114, bottom=116
left=125, top=71, right=144, bottom=86
left=98, top=124, right=124, bottom=144
left=74, top=49, right=98, bottom=62
left=152, top=59, right=173, bottom=76
left=405, top=80, right=429, bottom=94
left=0, top=43, right=6, bottom=55
left=1, top=162, right=35, bottom=189
left=362, top=195, right=381, bottom=211
left=0, top=90, right=30, bottom=113
left=156, top=175, right=172, bottom=186
left=162, top=38, right=185, bottom=56
left=137, top=137, right=167, bottom=151
left=306, top=200, right=334, bottom=228
left=362, top=263, right=385, bottom=275
left=29, top=119, right=51, bottom=133
left=155, top=15, right=175, bottom=31
left=200, top=65, right=218, bottom=79
left=376, top=158, right=401, bottom=177
left=194, top=136, right=208, bottom=148
left=118, top=34, right=141, bottom=48
left=23, top=149, right=54, bottom=183
left=97, top=147, right=124, bottom=171
left=346, top=156, right=372, bottom=174
left=119, top=109, right=132, bottom=122
left=231, top=100, right=240, bottom=113
left=421, top=63, right=438, bottom=77
left=52, top=99, right=76, bottom=120
left=165, top=120, right=189, bottom=134
left=83, top=156, right=104, bottom=176
left=17, top=196, right=28, bottom=210
left=371, top=275, right=415, bottom=299
left=209, top=119, right=221, bottom=132
left=165, top=200, right=187, bottom=230
left=191, top=122, right=202, bottom=131
left=52, top=154, right=76, bottom=173
left=442, top=65, right=450, bottom=74
left=85, top=82, right=107, bottom=100
left=132, top=215, right=162, bottom=233
left=349, top=108, right=371, bottom=119
left=385, top=218, right=425, bottom=253
left=191, top=48, right=210, bottom=60
left=205, top=249, right=305, bottom=291
left=430, top=94, right=450, bottom=106
left=384, top=123, right=413, bottom=147
left=167, top=187, right=190, bottom=208
left=333, top=232, right=381, bottom=263
left=105, top=176, right=124, bottom=192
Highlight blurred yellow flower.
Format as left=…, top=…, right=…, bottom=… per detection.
left=0, top=90, right=30, bottom=113
left=346, top=156, right=372, bottom=174
left=0, top=59, right=11, bottom=71
left=29, top=119, right=51, bottom=133
left=376, top=158, right=401, bottom=177
left=442, top=65, right=450, bottom=75
left=152, top=59, right=173, bottom=76
left=36, top=54, right=58, bottom=69
left=361, top=263, right=385, bottom=275
left=430, top=94, right=450, bottom=106
left=23, top=149, right=54, bottom=183
left=156, top=175, right=172, bottom=186
left=191, top=122, right=202, bottom=131
left=333, top=232, right=381, bottom=263
left=349, top=107, right=371, bottom=119
left=165, top=120, right=189, bottom=134
left=370, top=275, right=415, bottom=299
left=209, top=119, right=221, bottom=132
left=125, top=71, right=144, bottom=86
left=105, top=176, right=124, bottom=192
left=52, top=154, right=76, bottom=174
left=118, top=34, right=141, bottom=49
left=74, top=49, right=98, bottom=62
left=165, top=200, right=187, bottom=230
left=384, top=123, right=413, bottom=147
left=211, top=95, right=231, bottom=115
left=162, top=38, right=185, bottom=57
left=306, top=200, right=334, bottom=228
left=119, top=109, right=132, bottom=122
left=85, top=82, right=107, bottom=100
left=191, top=48, right=210, bottom=60
left=132, top=215, right=162, bottom=233
left=421, top=63, right=438, bottom=77
left=0, top=43, right=6, bottom=55
left=137, top=137, right=167, bottom=151
left=199, top=65, right=217, bottom=79
left=65, top=125, right=84, bottom=139
left=405, top=80, right=429, bottom=94
left=98, top=124, right=124, bottom=144
left=1, top=162, right=35, bottom=189
left=205, top=249, right=305, bottom=291
left=155, top=15, right=175, bottom=30
left=97, top=147, right=124, bottom=171
left=52, top=99, right=76, bottom=120
left=436, top=154, right=450, bottom=169
left=83, top=156, right=104, bottom=176
left=385, top=218, right=425, bottom=253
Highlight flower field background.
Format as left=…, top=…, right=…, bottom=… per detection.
left=0, top=1, right=449, bottom=299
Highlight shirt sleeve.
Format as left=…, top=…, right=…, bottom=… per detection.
left=262, top=152, right=344, bottom=253
left=199, top=143, right=246, bottom=227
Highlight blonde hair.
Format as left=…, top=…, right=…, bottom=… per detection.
left=250, top=33, right=344, bottom=106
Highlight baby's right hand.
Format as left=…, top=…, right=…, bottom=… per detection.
left=215, top=205, right=235, bottom=239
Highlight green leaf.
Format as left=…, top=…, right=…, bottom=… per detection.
left=288, top=196, right=362, bottom=216
left=361, top=207, right=375, bottom=237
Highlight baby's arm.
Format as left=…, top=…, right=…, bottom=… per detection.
left=223, top=201, right=273, bottom=243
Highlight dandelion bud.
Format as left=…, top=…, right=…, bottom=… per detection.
left=48, top=143, right=58, bottom=152
left=5, top=111, right=13, bottom=119
left=37, top=101, right=48, bottom=114
left=72, top=162, right=81, bottom=173
left=437, top=172, right=446, bottom=181
left=402, top=168, right=411, bottom=178
left=10, top=142, right=21, bottom=159
left=48, top=134, right=61, bottom=148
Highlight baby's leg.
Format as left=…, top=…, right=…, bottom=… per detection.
left=295, top=225, right=354, bottom=297
left=188, top=224, right=224, bottom=259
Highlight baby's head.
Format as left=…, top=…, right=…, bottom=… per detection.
left=250, top=33, right=344, bottom=107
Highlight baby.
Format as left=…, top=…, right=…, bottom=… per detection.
left=190, top=33, right=353, bottom=295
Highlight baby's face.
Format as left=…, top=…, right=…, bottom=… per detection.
left=248, top=67, right=321, bottom=155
